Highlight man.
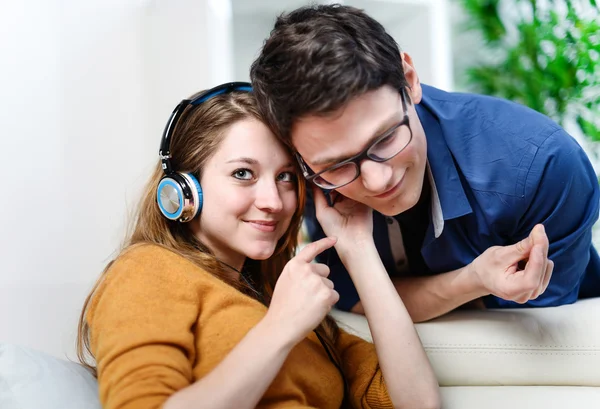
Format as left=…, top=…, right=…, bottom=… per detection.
left=250, top=4, right=600, bottom=322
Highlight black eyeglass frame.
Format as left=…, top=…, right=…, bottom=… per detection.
left=159, top=81, right=252, bottom=174
left=296, top=88, right=412, bottom=190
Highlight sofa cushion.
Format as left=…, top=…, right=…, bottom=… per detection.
left=332, top=298, right=600, bottom=386
left=440, top=386, right=600, bottom=409
left=0, top=343, right=101, bottom=409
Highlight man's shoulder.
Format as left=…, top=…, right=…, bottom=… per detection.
left=422, top=85, right=573, bottom=198
left=422, top=85, right=561, bottom=132
left=421, top=84, right=560, bottom=142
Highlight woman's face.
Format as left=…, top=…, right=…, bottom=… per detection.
left=194, top=118, right=298, bottom=269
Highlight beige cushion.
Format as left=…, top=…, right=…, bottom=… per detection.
left=331, top=298, right=600, bottom=386
left=440, top=386, right=600, bottom=409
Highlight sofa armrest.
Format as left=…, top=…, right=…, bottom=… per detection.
left=331, top=298, right=600, bottom=386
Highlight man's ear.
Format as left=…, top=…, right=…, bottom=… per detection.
left=401, top=52, right=422, bottom=104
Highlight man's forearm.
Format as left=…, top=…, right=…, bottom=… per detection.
left=351, top=266, right=489, bottom=322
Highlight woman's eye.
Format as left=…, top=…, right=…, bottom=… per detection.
left=233, top=169, right=253, bottom=180
left=277, top=171, right=296, bottom=182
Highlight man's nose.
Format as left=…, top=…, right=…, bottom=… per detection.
left=359, top=160, right=393, bottom=193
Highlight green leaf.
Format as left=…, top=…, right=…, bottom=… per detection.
left=577, top=115, right=600, bottom=142
left=457, top=0, right=600, bottom=147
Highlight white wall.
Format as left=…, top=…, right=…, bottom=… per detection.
left=0, top=0, right=229, bottom=359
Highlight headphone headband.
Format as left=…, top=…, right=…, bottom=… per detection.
left=159, top=81, right=252, bottom=174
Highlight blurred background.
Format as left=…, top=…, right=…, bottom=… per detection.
left=0, top=0, right=598, bottom=359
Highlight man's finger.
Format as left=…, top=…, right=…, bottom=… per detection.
left=296, top=236, right=337, bottom=263
left=530, top=244, right=548, bottom=298
left=531, top=225, right=549, bottom=279
left=523, top=244, right=546, bottom=288
left=312, top=185, right=332, bottom=218
left=312, top=184, right=326, bottom=206
left=532, top=224, right=549, bottom=257
left=531, top=258, right=553, bottom=300
left=541, top=259, right=554, bottom=295
left=503, top=234, right=534, bottom=265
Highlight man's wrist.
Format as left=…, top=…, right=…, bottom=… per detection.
left=461, top=262, right=490, bottom=298
left=335, top=238, right=378, bottom=264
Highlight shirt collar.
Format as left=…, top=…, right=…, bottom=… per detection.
left=426, top=163, right=444, bottom=238
left=416, top=87, right=472, bottom=237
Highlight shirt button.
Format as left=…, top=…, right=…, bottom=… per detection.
left=386, top=217, right=394, bottom=225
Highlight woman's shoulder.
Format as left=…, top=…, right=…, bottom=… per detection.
left=116, top=243, right=194, bottom=267
left=103, top=243, right=216, bottom=291
left=88, top=244, right=219, bottom=320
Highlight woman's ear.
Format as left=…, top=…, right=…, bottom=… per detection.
left=401, top=52, right=422, bottom=104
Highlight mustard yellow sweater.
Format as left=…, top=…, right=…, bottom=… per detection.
left=88, top=244, right=392, bottom=409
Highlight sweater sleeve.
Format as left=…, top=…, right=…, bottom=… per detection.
left=335, top=330, right=393, bottom=409
left=87, top=246, right=201, bottom=409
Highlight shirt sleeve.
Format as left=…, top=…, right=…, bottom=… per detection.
left=304, top=188, right=361, bottom=311
left=484, top=128, right=600, bottom=308
left=87, top=246, right=200, bottom=409
left=335, top=329, right=393, bottom=409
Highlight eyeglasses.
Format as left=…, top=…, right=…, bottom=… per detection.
left=296, top=89, right=412, bottom=190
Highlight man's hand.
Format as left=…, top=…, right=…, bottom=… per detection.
left=470, top=224, right=554, bottom=303
left=312, top=186, right=374, bottom=249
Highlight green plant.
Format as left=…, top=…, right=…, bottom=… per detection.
left=457, top=0, right=600, bottom=142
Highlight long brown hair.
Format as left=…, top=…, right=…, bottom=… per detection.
left=76, top=91, right=341, bottom=377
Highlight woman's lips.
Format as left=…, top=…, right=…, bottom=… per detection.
left=245, top=220, right=277, bottom=232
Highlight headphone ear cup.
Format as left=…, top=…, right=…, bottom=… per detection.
left=180, top=172, right=203, bottom=217
left=157, top=172, right=202, bottom=222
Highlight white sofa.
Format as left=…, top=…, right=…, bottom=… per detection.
left=333, top=298, right=600, bottom=408
left=1, top=299, right=599, bottom=408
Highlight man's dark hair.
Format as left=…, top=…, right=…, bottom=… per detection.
left=250, top=4, right=408, bottom=145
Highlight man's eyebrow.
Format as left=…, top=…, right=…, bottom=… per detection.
left=310, top=113, right=402, bottom=167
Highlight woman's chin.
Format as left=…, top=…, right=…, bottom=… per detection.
left=244, top=246, right=277, bottom=261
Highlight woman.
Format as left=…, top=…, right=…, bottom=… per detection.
left=77, top=82, right=440, bottom=409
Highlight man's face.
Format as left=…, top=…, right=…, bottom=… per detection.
left=291, top=84, right=427, bottom=216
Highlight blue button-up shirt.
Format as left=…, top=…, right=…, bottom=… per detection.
left=304, top=84, right=600, bottom=311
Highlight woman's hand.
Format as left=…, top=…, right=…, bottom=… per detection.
left=312, top=186, right=374, bottom=248
left=265, top=237, right=339, bottom=347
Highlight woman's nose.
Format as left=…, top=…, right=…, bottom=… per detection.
left=255, top=181, right=284, bottom=212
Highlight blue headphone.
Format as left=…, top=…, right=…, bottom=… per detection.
left=157, top=82, right=252, bottom=222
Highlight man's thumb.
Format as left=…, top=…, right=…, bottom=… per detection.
left=505, top=234, right=534, bottom=264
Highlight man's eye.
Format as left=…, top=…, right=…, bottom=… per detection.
left=377, top=131, right=396, bottom=146
left=233, top=169, right=253, bottom=180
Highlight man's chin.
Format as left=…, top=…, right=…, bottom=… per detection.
left=374, top=206, right=406, bottom=217
left=368, top=196, right=415, bottom=217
